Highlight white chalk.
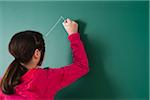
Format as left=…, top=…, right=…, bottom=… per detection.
left=44, top=16, right=65, bottom=37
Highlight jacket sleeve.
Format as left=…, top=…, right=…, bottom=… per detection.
left=46, top=33, right=89, bottom=90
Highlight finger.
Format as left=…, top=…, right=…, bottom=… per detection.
left=66, top=18, right=72, bottom=24
left=62, top=18, right=72, bottom=26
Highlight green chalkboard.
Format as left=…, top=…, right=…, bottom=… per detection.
left=0, top=1, right=149, bottom=100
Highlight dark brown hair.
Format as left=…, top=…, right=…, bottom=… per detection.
left=0, top=30, right=45, bottom=94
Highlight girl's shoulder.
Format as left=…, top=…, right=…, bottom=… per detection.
left=35, top=67, right=62, bottom=76
left=34, top=67, right=52, bottom=75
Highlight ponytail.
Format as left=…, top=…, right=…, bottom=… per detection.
left=0, top=30, right=45, bottom=95
left=0, top=59, right=28, bottom=94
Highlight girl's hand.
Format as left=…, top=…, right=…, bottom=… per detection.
left=62, top=18, right=78, bottom=36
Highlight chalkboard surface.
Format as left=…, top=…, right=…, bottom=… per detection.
left=0, top=1, right=149, bottom=100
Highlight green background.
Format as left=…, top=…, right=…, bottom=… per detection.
left=0, top=1, right=149, bottom=100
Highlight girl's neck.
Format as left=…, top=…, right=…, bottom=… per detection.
left=21, top=62, right=37, bottom=70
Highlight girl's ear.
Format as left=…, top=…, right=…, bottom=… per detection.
left=33, top=49, right=41, bottom=59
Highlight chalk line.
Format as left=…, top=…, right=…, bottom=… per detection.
left=44, top=16, right=65, bottom=37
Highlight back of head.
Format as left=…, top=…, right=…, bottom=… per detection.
left=0, top=30, right=45, bottom=95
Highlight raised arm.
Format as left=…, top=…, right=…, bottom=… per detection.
left=49, top=18, right=89, bottom=90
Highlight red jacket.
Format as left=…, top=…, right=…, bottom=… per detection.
left=0, top=33, right=89, bottom=100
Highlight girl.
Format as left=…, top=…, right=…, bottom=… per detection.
left=0, top=18, right=89, bottom=100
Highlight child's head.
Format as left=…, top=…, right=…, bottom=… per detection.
left=0, top=30, right=45, bottom=95
left=9, top=30, right=45, bottom=67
